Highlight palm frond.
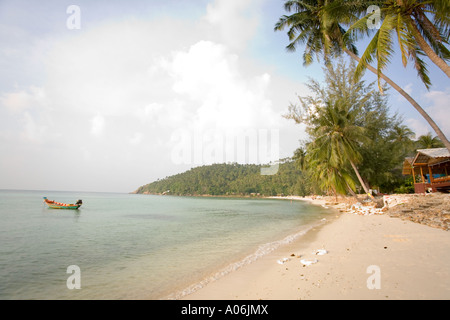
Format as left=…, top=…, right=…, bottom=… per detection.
left=353, top=28, right=379, bottom=82
left=395, top=13, right=412, bottom=67
left=410, top=46, right=432, bottom=89
left=413, top=10, right=450, bottom=61
left=374, top=15, right=396, bottom=91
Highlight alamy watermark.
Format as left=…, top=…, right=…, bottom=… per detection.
left=367, top=5, right=381, bottom=30
left=66, top=265, right=81, bottom=290
left=366, top=265, right=381, bottom=290
left=66, top=5, right=81, bottom=30
left=170, top=128, right=280, bottom=175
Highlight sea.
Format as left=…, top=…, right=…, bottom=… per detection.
left=0, top=189, right=333, bottom=300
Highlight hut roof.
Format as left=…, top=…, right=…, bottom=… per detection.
left=403, top=148, right=450, bottom=175
left=402, top=157, right=416, bottom=175
left=413, top=148, right=449, bottom=166
left=416, top=148, right=450, bottom=159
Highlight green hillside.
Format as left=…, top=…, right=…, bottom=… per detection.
left=134, top=160, right=310, bottom=197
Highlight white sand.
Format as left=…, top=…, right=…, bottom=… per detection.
left=181, top=211, right=450, bottom=300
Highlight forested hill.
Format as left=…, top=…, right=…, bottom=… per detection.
left=133, top=161, right=310, bottom=197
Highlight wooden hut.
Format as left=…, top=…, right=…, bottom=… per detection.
left=403, top=148, right=450, bottom=193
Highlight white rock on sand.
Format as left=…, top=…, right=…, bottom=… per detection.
left=300, top=259, right=318, bottom=266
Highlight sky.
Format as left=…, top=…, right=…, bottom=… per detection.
left=0, top=0, right=449, bottom=193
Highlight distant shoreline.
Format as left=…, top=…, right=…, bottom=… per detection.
left=133, top=191, right=340, bottom=201
left=132, top=191, right=310, bottom=200
left=132, top=192, right=376, bottom=211
left=131, top=191, right=269, bottom=198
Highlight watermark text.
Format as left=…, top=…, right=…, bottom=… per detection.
left=66, top=265, right=81, bottom=289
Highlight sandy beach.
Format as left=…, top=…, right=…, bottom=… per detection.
left=181, top=195, right=450, bottom=300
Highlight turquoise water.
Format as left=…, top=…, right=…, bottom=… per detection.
left=0, top=190, right=332, bottom=299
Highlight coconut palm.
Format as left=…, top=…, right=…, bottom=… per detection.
left=390, top=124, right=415, bottom=155
left=275, top=0, right=450, bottom=151
left=307, top=153, right=357, bottom=199
left=292, top=146, right=307, bottom=170
left=307, top=99, right=372, bottom=197
left=416, top=133, right=445, bottom=149
left=392, top=124, right=415, bottom=143
left=346, top=0, right=450, bottom=87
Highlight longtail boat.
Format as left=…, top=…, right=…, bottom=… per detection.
left=43, top=197, right=82, bottom=210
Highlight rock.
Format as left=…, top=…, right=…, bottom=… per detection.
left=300, top=259, right=318, bottom=266
left=386, top=193, right=450, bottom=231
left=314, top=249, right=328, bottom=255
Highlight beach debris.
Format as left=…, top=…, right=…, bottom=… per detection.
left=314, top=249, right=328, bottom=256
left=387, top=193, right=450, bottom=231
left=300, top=259, right=318, bottom=266
left=277, top=257, right=290, bottom=265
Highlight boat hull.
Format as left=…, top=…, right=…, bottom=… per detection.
left=43, top=197, right=81, bottom=210
left=46, top=204, right=80, bottom=210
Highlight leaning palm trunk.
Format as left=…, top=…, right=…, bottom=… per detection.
left=344, top=48, right=450, bottom=152
left=349, top=160, right=374, bottom=200
left=406, top=18, right=450, bottom=78
left=346, top=182, right=360, bottom=201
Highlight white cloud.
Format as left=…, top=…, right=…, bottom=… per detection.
left=405, top=118, right=429, bottom=138
left=90, top=114, right=105, bottom=137
left=167, top=41, right=238, bottom=99
left=204, top=0, right=262, bottom=52
left=0, top=90, right=33, bottom=112
left=403, top=83, right=413, bottom=95
left=20, top=111, right=47, bottom=143
left=396, top=83, right=413, bottom=102
left=161, top=40, right=279, bottom=133
left=0, top=86, right=51, bottom=145
left=135, top=103, right=163, bottom=122
left=0, top=86, right=46, bottom=113
left=404, top=89, right=450, bottom=138
left=130, top=132, right=143, bottom=145
left=423, top=89, right=450, bottom=137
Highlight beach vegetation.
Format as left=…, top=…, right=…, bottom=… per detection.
left=393, top=175, right=415, bottom=194
left=134, top=161, right=312, bottom=197
left=285, top=59, right=416, bottom=196
left=415, top=133, right=445, bottom=149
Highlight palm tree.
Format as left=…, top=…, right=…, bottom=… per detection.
left=275, top=0, right=450, bottom=151
left=292, top=146, right=307, bottom=170
left=404, top=0, right=450, bottom=77
left=346, top=0, right=450, bottom=87
left=307, top=153, right=357, bottom=199
left=416, top=133, right=445, bottom=149
left=390, top=124, right=415, bottom=155
left=392, top=124, right=415, bottom=143
left=307, top=99, right=373, bottom=197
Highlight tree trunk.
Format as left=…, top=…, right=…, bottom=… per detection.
left=406, top=16, right=450, bottom=78
left=349, top=160, right=374, bottom=200
left=344, top=48, right=450, bottom=152
left=346, top=183, right=360, bottom=201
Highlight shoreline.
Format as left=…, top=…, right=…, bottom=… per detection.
left=177, top=193, right=450, bottom=300
left=163, top=209, right=338, bottom=300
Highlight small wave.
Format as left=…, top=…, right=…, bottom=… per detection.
left=165, top=218, right=327, bottom=300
